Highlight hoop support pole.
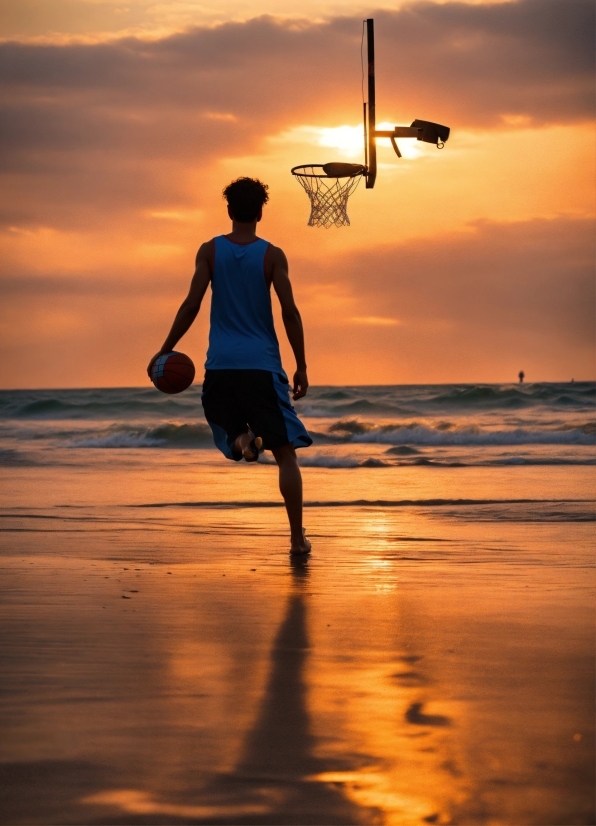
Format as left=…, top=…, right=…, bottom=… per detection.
left=363, top=102, right=368, bottom=171
left=365, top=18, right=376, bottom=189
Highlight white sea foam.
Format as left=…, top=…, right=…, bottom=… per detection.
left=1, top=383, right=594, bottom=469
left=349, top=425, right=595, bottom=447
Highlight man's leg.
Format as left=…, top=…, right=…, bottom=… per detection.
left=271, top=443, right=311, bottom=554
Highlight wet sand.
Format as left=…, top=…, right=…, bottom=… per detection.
left=0, top=454, right=594, bottom=825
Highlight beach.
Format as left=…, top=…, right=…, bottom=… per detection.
left=1, top=383, right=594, bottom=825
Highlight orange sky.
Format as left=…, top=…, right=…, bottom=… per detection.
left=0, top=0, right=594, bottom=387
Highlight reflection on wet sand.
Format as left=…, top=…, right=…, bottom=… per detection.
left=1, top=489, right=594, bottom=826
left=209, top=558, right=372, bottom=824
left=80, top=553, right=468, bottom=826
left=85, top=558, right=373, bottom=824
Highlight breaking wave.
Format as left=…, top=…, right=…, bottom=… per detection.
left=1, top=384, right=594, bottom=470
left=51, top=420, right=596, bottom=451
left=68, top=422, right=213, bottom=448
left=325, top=420, right=595, bottom=447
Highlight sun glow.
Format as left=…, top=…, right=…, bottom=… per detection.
left=317, top=122, right=424, bottom=160
left=317, top=122, right=423, bottom=159
left=318, top=125, right=365, bottom=158
left=375, top=122, right=422, bottom=159
left=277, top=122, right=423, bottom=161
left=275, top=121, right=423, bottom=163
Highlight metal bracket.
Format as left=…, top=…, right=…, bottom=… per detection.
left=373, top=127, right=423, bottom=158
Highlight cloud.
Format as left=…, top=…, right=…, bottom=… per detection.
left=0, top=0, right=592, bottom=153
left=351, top=316, right=401, bottom=326
left=288, top=214, right=595, bottom=381
left=0, top=0, right=592, bottom=230
left=1, top=215, right=593, bottom=386
left=274, top=214, right=595, bottom=383
left=0, top=2, right=592, bottom=386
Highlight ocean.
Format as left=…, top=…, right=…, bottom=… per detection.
left=2, top=380, right=594, bottom=467
left=1, top=382, right=594, bottom=824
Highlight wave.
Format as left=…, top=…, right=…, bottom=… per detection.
left=1, top=383, right=594, bottom=423
left=424, top=383, right=596, bottom=409
left=485, top=456, right=596, bottom=466
left=68, top=422, right=213, bottom=448
left=0, top=387, right=203, bottom=420
left=290, top=453, right=596, bottom=469
left=401, top=457, right=595, bottom=467
left=327, top=420, right=596, bottom=447
left=300, top=383, right=596, bottom=417
left=4, top=415, right=593, bottom=459
left=65, top=422, right=595, bottom=451
left=300, top=399, right=412, bottom=417
left=71, top=432, right=165, bottom=448
left=25, top=418, right=594, bottom=450
left=0, top=448, right=46, bottom=467
left=292, top=452, right=595, bottom=469
left=262, top=452, right=390, bottom=468
left=133, top=497, right=593, bottom=509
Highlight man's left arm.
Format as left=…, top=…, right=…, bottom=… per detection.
left=271, top=246, right=309, bottom=400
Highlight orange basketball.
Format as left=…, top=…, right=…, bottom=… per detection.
left=151, top=351, right=195, bottom=394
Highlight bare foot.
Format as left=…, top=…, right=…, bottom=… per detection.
left=290, top=528, right=311, bottom=555
left=233, top=432, right=263, bottom=461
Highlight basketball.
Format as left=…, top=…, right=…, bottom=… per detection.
left=151, top=351, right=195, bottom=394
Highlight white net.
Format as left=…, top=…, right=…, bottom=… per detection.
left=292, top=164, right=364, bottom=228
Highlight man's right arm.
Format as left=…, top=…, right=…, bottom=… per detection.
left=271, top=246, right=308, bottom=400
left=147, top=241, right=212, bottom=377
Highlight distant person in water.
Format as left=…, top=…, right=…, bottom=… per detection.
left=148, top=177, right=312, bottom=555
left=519, top=371, right=525, bottom=384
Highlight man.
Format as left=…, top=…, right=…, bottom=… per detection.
left=148, top=177, right=312, bottom=555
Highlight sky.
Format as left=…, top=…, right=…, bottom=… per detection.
left=0, top=0, right=594, bottom=387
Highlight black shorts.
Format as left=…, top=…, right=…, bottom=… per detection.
left=201, top=369, right=312, bottom=460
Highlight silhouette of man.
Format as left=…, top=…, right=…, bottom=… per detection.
left=519, top=371, right=525, bottom=384
left=148, top=178, right=312, bottom=554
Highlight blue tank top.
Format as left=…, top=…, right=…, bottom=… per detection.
left=205, top=236, right=283, bottom=372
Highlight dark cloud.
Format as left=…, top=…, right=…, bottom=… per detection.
left=0, top=0, right=592, bottom=135
left=375, top=0, right=595, bottom=126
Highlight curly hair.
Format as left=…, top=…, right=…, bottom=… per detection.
left=222, top=177, right=269, bottom=222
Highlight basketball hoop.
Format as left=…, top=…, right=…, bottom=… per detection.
left=290, top=19, right=451, bottom=226
left=291, top=162, right=365, bottom=228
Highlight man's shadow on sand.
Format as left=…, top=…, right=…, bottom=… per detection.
left=193, top=556, right=376, bottom=825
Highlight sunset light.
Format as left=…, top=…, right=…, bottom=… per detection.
left=0, top=4, right=594, bottom=826
left=1, top=3, right=592, bottom=387
left=318, top=125, right=365, bottom=158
